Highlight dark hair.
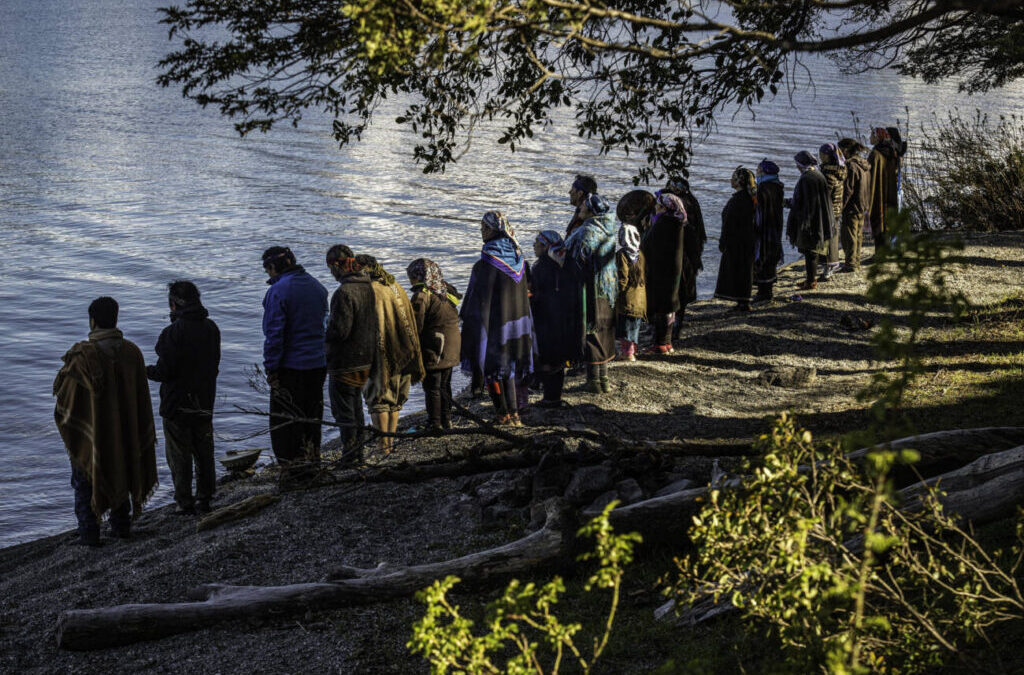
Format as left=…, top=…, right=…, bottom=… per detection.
left=886, top=126, right=908, bottom=157
left=261, top=246, right=296, bottom=272
left=616, top=190, right=656, bottom=227
left=326, top=244, right=355, bottom=264
left=354, top=253, right=377, bottom=268
left=88, top=296, right=119, bottom=329
left=168, top=280, right=200, bottom=305
left=572, top=174, right=598, bottom=194
left=838, top=137, right=866, bottom=158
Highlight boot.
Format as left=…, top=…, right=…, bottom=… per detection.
left=371, top=412, right=389, bottom=454
left=387, top=410, right=399, bottom=453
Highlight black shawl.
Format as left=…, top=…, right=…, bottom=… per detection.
left=786, top=168, right=835, bottom=255
left=754, top=180, right=785, bottom=284
left=714, top=190, right=756, bottom=302
left=642, top=213, right=686, bottom=314
left=530, top=256, right=583, bottom=366
left=460, top=259, right=534, bottom=380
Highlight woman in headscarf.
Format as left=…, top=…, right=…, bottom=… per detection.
left=753, top=159, right=785, bottom=303
left=565, top=192, right=618, bottom=392
left=615, top=220, right=646, bottom=362
left=357, top=254, right=425, bottom=454
left=406, top=258, right=461, bottom=430
left=868, top=127, right=901, bottom=252
left=818, top=143, right=847, bottom=280
left=661, top=176, right=707, bottom=334
left=641, top=191, right=686, bottom=354
left=714, top=167, right=758, bottom=311
left=460, top=211, right=534, bottom=426
left=530, top=230, right=581, bottom=407
left=786, top=150, right=835, bottom=291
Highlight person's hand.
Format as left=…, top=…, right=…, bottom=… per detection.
left=266, top=371, right=280, bottom=389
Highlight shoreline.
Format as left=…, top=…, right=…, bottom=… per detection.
left=3, top=230, right=1023, bottom=673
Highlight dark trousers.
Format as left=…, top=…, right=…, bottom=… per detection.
left=71, top=465, right=130, bottom=538
left=756, top=282, right=774, bottom=300
left=270, top=367, right=326, bottom=467
left=586, top=363, right=608, bottom=383
left=539, top=366, right=565, bottom=402
left=805, top=252, right=818, bottom=285
left=652, top=314, right=674, bottom=345
left=163, top=417, right=215, bottom=509
left=841, top=212, right=864, bottom=267
left=422, top=368, right=454, bottom=428
left=487, top=376, right=518, bottom=417
left=329, top=375, right=367, bottom=455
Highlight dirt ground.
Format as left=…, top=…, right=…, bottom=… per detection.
left=2, top=231, right=1022, bottom=674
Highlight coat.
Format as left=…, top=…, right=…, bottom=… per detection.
left=460, top=258, right=534, bottom=380
left=369, top=279, right=425, bottom=388
left=530, top=255, right=583, bottom=366
left=787, top=168, right=835, bottom=255
left=678, top=190, right=706, bottom=308
left=54, top=328, right=158, bottom=518
left=754, top=178, right=785, bottom=284
left=262, top=266, right=329, bottom=373
left=566, top=214, right=618, bottom=364
left=869, top=142, right=900, bottom=234
left=615, top=249, right=646, bottom=319
left=843, top=155, right=872, bottom=216
left=820, top=162, right=846, bottom=263
left=410, top=287, right=461, bottom=371
left=642, top=213, right=685, bottom=315
left=714, top=190, right=756, bottom=302
left=146, top=303, right=220, bottom=422
left=325, top=271, right=379, bottom=375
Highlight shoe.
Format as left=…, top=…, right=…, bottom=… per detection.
left=818, top=271, right=834, bottom=282
left=642, top=344, right=673, bottom=356
left=510, top=414, right=524, bottom=428
left=585, top=379, right=602, bottom=394
left=495, top=414, right=513, bottom=426
left=173, top=504, right=196, bottom=516
left=797, top=280, right=817, bottom=291
left=751, top=294, right=772, bottom=305
left=75, top=531, right=101, bottom=547
left=195, top=502, right=212, bottom=516
left=600, top=379, right=611, bottom=393
left=730, top=303, right=752, bottom=312
left=838, top=263, right=858, bottom=273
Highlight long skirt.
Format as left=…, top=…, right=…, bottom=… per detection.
left=714, top=251, right=754, bottom=303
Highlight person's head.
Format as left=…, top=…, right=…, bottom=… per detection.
left=756, top=158, right=780, bottom=179
left=534, top=230, right=563, bottom=259
left=793, top=150, right=818, bottom=173
left=481, top=211, right=512, bottom=242
left=615, top=190, right=657, bottom=227
left=326, top=244, right=358, bottom=281
left=870, top=127, right=890, bottom=146
left=569, top=174, right=598, bottom=207
left=730, top=166, right=755, bottom=192
left=653, top=191, right=687, bottom=221
left=663, top=176, right=689, bottom=196
left=167, top=280, right=200, bottom=311
left=261, top=246, right=296, bottom=278
left=577, top=193, right=610, bottom=221
left=837, top=138, right=866, bottom=160
left=355, top=253, right=395, bottom=285
left=819, top=143, right=844, bottom=167
left=406, top=257, right=434, bottom=286
left=88, top=296, right=118, bottom=330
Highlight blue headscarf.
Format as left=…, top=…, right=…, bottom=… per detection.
left=819, top=143, right=845, bottom=167
left=481, top=211, right=525, bottom=282
left=536, top=230, right=567, bottom=267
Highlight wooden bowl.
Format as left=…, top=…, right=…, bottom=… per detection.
left=219, top=448, right=263, bottom=472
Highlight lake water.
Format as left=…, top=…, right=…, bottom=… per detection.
left=2, top=0, right=1021, bottom=548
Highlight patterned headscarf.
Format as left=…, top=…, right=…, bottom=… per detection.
left=617, top=224, right=641, bottom=266
left=535, top=230, right=567, bottom=267
left=757, top=158, right=780, bottom=175
left=793, top=150, right=818, bottom=170
left=654, top=191, right=687, bottom=221
left=482, top=210, right=512, bottom=235
left=819, top=142, right=846, bottom=167
left=406, top=258, right=448, bottom=298
left=665, top=176, right=690, bottom=194
left=873, top=127, right=891, bottom=141
left=732, top=167, right=757, bottom=202
left=582, top=193, right=611, bottom=217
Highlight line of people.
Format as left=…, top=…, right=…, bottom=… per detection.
left=52, top=125, right=905, bottom=545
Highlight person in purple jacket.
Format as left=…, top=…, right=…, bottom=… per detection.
left=261, top=246, right=328, bottom=483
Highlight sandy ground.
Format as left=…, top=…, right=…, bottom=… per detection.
left=2, top=231, right=1022, bottom=674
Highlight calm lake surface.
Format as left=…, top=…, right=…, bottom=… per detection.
left=2, top=0, right=1021, bottom=548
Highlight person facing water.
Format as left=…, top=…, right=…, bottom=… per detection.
left=868, top=126, right=901, bottom=250
left=406, top=258, right=461, bottom=430
left=530, top=230, right=582, bottom=407
left=565, top=192, right=619, bottom=391
left=146, top=280, right=220, bottom=516
left=818, top=143, right=847, bottom=281
left=460, top=211, right=534, bottom=426
left=356, top=253, right=424, bottom=454
left=641, top=191, right=686, bottom=352
left=566, top=174, right=598, bottom=238
left=786, top=151, right=836, bottom=292
left=753, top=159, right=785, bottom=304
left=261, top=246, right=329, bottom=484
left=614, top=220, right=646, bottom=361
left=324, top=245, right=377, bottom=464
left=660, top=176, right=707, bottom=337
left=714, top=167, right=758, bottom=311
left=837, top=137, right=872, bottom=271
left=54, top=297, right=158, bottom=547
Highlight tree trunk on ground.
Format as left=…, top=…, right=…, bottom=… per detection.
left=195, top=493, right=280, bottom=533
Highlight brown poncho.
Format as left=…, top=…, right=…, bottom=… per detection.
left=368, top=280, right=425, bottom=391
left=54, top=328, right=157, bottom=519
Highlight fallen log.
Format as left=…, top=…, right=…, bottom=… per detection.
left=195, top=493, right=280, bottom=533
left=56, top=499, right=573, bottom=651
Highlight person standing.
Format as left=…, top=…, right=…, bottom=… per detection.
left=641, top=191, right=686, bottom=352
left=566, top=174, right=598, bottom=238
left=461, top=211, right=534, bottom=425
left=324, top=245, right=377, bottom=463
left=838, top=138, right=872, bottom=271
left=818, top=143, right=847, bottom=280
left=261, top=246, right=329, bottom=482
left=868, top=127, right=901, bottom=251
left=714, top=167, right=758, bottom=311
left=565, top=193, right=619, bottom=390
left=753, top=159, right=785, bottom=303
left=786, top=151, right=836, bottom=291
left=530, top=231, right=580, bottom=407
left=407, top=258, right=461, bottom=429
left=661, top=177, right=707, bottom=334
left=146, top=281, right=220, bottom=515
left=615, top=221, right=646, bottom=361
left=54, top=297, right=158, bottom=546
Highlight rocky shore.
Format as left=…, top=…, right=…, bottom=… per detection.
left=2, top=231, right=1023, bottom=674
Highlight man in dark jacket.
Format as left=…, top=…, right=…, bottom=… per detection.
left=838, top=138, right=872, bottom=271
left=147, top=281, right=220, bottom=515
left=324, top=244, right=377, bottom=462
left=566, top=174, right=598, bottom=237
left=786, top=151, right=835, bottom=291
left=262, top=246, right=329, bottom=480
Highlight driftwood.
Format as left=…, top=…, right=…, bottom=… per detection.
left=195, top=494, right=280, bottom=533
left=56, top=499, right=573, bottom=651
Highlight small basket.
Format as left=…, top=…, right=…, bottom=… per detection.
left=219, top=447, right=263, bottom=472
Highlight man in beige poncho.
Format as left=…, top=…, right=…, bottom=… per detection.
left=54, top=297, right=157, bottom=546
